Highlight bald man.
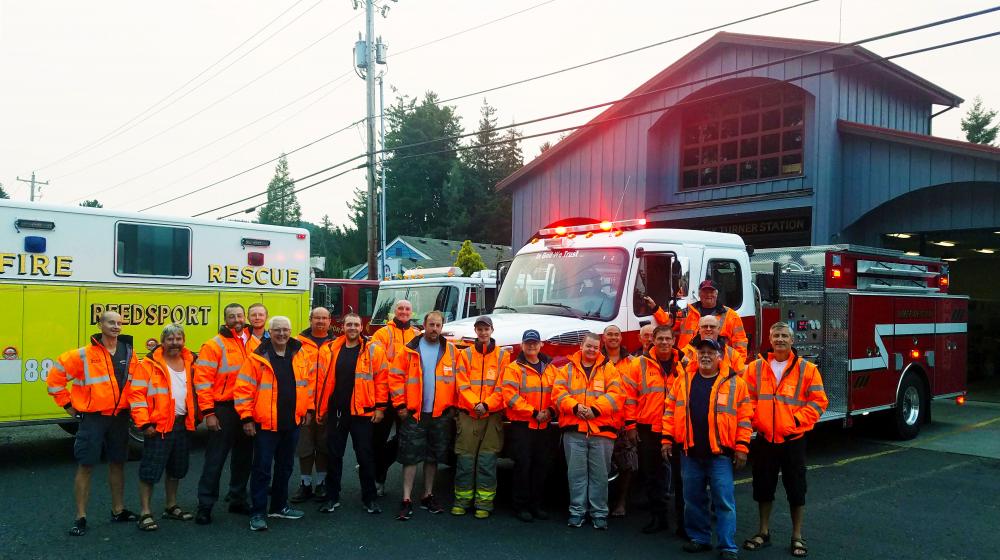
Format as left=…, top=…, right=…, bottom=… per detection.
left=633, top=324, right=656, bottom=357
left=291, top=307, right=336, bottom=503
left=48, top=311, right=140, bottom=536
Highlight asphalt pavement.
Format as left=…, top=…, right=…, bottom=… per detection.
left=1, top=398, right=998, bottom=560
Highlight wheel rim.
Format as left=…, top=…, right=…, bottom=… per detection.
left=901, top=386, right=921, bottom=426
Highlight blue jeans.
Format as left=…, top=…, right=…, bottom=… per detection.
left=681, top=453, right=737, bottom=553
left=250, top=427, right=300, bottom=516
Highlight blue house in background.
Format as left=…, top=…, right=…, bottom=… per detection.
left=498, top=32, right=1000, bottom=378
left=346, top=235, right=512, bottom=280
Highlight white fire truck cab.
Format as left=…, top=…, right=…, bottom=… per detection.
left=445, top=218, right=966, bottom=439
left=369, top=266, right=497, bottom=333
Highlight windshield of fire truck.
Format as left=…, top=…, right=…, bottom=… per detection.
left=371, top=284, right=460, bottom=327
left=494, top=248, right=628, bottom=321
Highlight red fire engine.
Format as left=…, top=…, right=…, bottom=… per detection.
left=445, top=218, right=967, bottom=439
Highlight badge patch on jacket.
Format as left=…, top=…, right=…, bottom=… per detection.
left=717, top=393, right=730, bottom=406
left=486, top=368, right=497, bottom=380
left=593, top=379, right=604, bottom=392
left=779, top=384, right=796, bottom=397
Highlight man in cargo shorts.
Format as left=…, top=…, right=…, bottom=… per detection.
left=47, top=311, right=140, bottom=536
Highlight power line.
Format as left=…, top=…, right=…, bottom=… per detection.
left=195, top=28, right=999, bottom=220
left=36, top=0, right=316, bottom=172
left=213, top=164, right=367, bottom=220
left=75, top=72, right=355, bottom=204
left=52, top=11, right=361, bottom=182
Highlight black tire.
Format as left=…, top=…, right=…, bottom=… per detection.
left=891, top=373, right=925, bottom=440
left=58, top=421, right=79, bottom=436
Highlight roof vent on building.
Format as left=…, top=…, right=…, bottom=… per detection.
left=418, top=239, right=427, bottom=244
left=440, top=241, right=449, bottom=246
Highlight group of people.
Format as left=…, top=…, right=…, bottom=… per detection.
left=47, top=279, right=828, bottom=559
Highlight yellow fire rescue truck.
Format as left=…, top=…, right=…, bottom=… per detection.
left=0, top=200, right=311, bottom=431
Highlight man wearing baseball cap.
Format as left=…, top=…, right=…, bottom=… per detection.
left=451, top=316, right=510, bottom=518
left=677, top=280, right=748, bottom=364
left=662, top=338, right=752, bottom=559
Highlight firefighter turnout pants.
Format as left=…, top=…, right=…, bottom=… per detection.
left=454, top=411, right=504, bottom=511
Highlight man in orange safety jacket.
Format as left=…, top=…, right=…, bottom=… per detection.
left=677, top=280, right=748, bottom=363
left=290, top=307, right=335, bottom=504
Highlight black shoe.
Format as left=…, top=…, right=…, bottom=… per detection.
left=531, top=508, right=550, bottom=521
left=228, top=501, right=250, bottom=515
left=314, top=482, right=328, bottom=501
left=420, top=494, right=444, bottom=514
left=69, top=517, right=87, bottom=536
left=676, top=527, right=690, bottom=540
left=642, top=514, right=670, bottom=534
left=110, top=508, right=138, bottom=523
left=683, top=541, right=714, bottom=553
left=290, top=482, right=313, bottom=504
left=318, top=500, right=340, bottom=514
left=365, top=501, right=382, bottom=514
left=516, top=510, right=534, bottom=523
left=195, top=508, right=212, bottom=525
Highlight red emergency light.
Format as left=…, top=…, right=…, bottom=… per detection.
left=910, top=349, right=921, bottom=359
left=956, top=394, right=966, bottom=406
left=538, top=218, right=646, bottom=238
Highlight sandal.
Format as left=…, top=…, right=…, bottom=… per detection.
left=136, top=514, right=159, bottom=531
left=111, top=508, right=138, bottom=522
left=163, top=505, right=194, bottom=521
left=743, top=532, right=772, bottom=551
left=69, top=517, right=87, bottom=537
left=790, top=538, right=808, bottom=557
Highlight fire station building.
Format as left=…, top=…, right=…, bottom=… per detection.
left=498, top=33, right=1000, bottom=379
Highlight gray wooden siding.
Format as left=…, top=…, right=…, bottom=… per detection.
left=507, top=43, right=937, bottom=248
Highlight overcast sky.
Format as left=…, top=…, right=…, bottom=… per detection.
left=2, top=0, right=998, bottom=228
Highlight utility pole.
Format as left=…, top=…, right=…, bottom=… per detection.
left=354, top=0, right=391, bottom=280
left=379, top=75, right=387, bottom=280
left=16, top=171, right=49, bottom=202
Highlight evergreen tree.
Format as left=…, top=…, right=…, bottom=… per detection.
left=961, top=96, right=999, bottom=146
left=0, top=183, right=9, bottom=199
left=453, top=240, right=487, bottom=276
left=258, top=155, right=301, bottom=226
left=79, top=199, right=103, bottom=208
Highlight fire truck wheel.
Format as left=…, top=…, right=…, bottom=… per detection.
left=891, top=373, right=926, bottom=440
left=58, top=421, right=79, bottom=436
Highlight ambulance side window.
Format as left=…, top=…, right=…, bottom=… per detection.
left=706, top=259, right=743, bottom=309
left=115, top=223, right=191, bottom=277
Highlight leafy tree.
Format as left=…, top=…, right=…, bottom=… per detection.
left=453, top=240, right=486, bottom=276
left=80, top=199, right=103, bottom=208
left=0, top=183, right=8, bottom=199
left=961, top=96, right=999, bottom=146
left=258, top=155, right=301, bottom=226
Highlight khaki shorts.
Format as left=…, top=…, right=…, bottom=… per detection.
left=296, top=419, right=328, bottom=458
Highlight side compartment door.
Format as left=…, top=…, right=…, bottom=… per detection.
left=21, top=286, right=80, bottom=420
left=934, top=297, right=968, bottom=396
left=0, top=286, right=24, bottom=421
left=847, top=293, right=895, bottom=411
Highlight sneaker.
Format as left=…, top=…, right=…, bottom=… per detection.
left=314, top=482, right=328, bottom=501
left=195, top=508, right=212, bottom=525
left=268, top=506, right=305, bottom=519
left=396, top=499, right=414, bottom=521
left=69, top=517, right=87, bottom=536
left=720, top=552, right=739, bottom=560
left=450, top=505, right=467, bottom=516
left=474, top=509, right=490, bottom=519
left=682, top=541, right=713, bottom=553
left=318, top=500, right=340, bottom=514
left=567, top=515, right=585, bottom=528
left=365, top=501, right=382, bottom=514
left=420, top=494, right=444, bottom=514
left=289, top=482, right=313, bottom=504
left=592, top=517, right=608, bottom=530
left=228, top=501, right=250, bottom=515
left=249, top=515, right=268, bottom=531
left=516, top=510, right=534, bottom=523
left=375, top=482, right=386, bottom=497
left=531, top=508, right=550, bottom=521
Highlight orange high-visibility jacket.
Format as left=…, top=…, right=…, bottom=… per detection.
left=661, top=362, right=754, bottom=455
left=601, top=347, right=632, bottom=369
left=552, top=351, right=624, bottom=439
left=457, top=340, right=510, bottom=414
left=296, top=329, right=334, bottom=407
left=389, top=335, right=466, bottom=421
left=677, top=304, right=748, bottom=362
left=315, top=337, right=389, bottom=420
left=246, top=331, right=269, bottom=354
left=502, top=353, right=559, bottom=429
left=745, top=352, right=828, bottom=443
left=234, top=338, right=315, bottom=431
left=48, top=334, right=138, bottom=415
left=193, top=327, right=249, bottom=416
left=623, top=349, right=684, bottom=432
left=129, top=346, right=198, bottom=433
left=680, top=337, right=747, bottom=376
left=371, top=320, right=421, bottom=363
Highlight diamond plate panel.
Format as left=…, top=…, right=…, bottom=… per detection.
left=821, top=291, right=849, bottom=416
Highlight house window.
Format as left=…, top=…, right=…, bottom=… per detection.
left=681, top=85, right=804, bottom=190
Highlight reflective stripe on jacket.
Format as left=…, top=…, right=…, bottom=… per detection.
left=315, top=337, right=389, bottom=419
left=389, top=334, right=465, bottom=421
left=48, top=334, right=137, bottom=415
left=501, top=354, right=558, bottom=429
left=233, top=338, right=315, bottom=431
left=745, top=352, right=828, bottom=443
left=552, top=351, right=623, bottom=439
left=129, top=346, right=198, bottom=433
left=661, top=362, right=753, bottom=455
left=457, top=341, right=510, bottom=414
left=678, top=304, right=748, bottom=362
left=296, top=329, right=334, bottom=411
left=193, top=326, right=248, bottom=416
left=623, top=349, right=684, bottom=432
left=371, top=321, right=420, bottom=362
